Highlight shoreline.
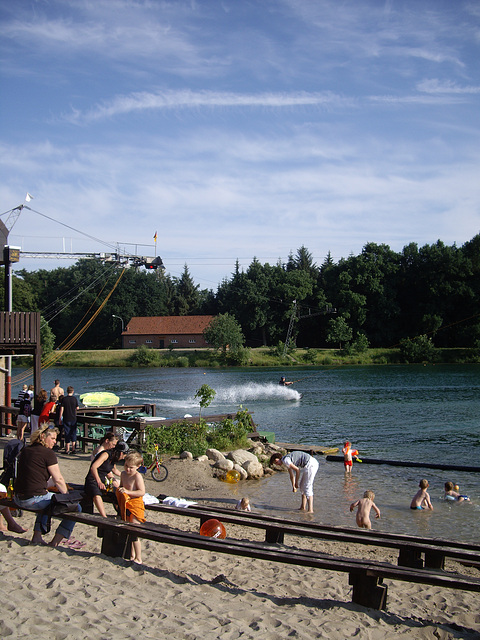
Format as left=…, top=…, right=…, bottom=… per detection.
left=12, top=346, right=480, bottom=369
left=1, top=440, right=480, bottom=638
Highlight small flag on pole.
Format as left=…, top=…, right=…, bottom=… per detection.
left=153, top=231, right=158, bottom=243
left=25, top=192, right=34, bottom=202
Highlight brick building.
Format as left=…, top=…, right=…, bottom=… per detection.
left=121, top=316, right=214, bottom=349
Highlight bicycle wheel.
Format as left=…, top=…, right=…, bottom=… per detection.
left=151, top=464, right=168, bottom=482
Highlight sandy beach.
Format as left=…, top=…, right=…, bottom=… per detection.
left=1, top=444, right=479, bottom=639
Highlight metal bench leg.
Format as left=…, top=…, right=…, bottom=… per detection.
left=349, top=572, right=387, bottom=610
left=398, top=547, right=423, bottom=568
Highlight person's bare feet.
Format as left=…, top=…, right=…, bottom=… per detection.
left=48, top=533, right=65, bottom=547
left=8, top=522, right=28, bottom=534
left=30, top=533, right=47, bottom=545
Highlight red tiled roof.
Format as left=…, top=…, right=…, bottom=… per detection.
left=124, top=316, right=214, bottom=335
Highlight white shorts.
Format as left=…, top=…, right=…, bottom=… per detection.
left=299, top=456, right=319, bottom=497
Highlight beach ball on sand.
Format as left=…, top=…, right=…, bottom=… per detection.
left=199, top=519, right=227, bottom=539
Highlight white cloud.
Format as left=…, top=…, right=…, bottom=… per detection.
left=63, top=89, right=350, bottom=124
left=417, top=79, right=480, bottom=94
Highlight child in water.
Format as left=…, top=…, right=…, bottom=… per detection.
left=116, top=451, right=146, bottom=564
left=342, top=441, right=359, bottom=473
left=444, top=481, right=470, bottom=503
left=350, top=490, right=380, bottom=529
left=410, top=479, right=433, bottom=510
left=235, top=497, right=251, bottom=512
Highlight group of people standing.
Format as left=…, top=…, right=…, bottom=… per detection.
left=14, top=380, right=79, bottom=455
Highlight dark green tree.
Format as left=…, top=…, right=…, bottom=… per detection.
left=173, top=264, right=200, bottom=315
left=204, top=313, right=245, bottom=355
left=326, top=316, right=353, bottom=349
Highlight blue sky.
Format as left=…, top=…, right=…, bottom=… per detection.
left=1, top=0, right=479, bottom=290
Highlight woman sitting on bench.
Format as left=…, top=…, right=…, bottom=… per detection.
left=14, top=425, right=80, bottom=547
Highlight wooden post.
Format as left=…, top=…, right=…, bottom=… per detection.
left=265, top=527, right=284, bottom=544
left=349, top=571, right=388, bottom=610
left=424, top=551, right=445, bottom=570
left=100, top=528, right=133, bottom=560
left=398, top=547, right=424, bottom=569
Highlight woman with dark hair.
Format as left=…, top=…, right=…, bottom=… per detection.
left=90, top=431, right=118, bottom=461
left=14, top=425, right=79, bottom=546
left=84, top=441, right=129, bottom=517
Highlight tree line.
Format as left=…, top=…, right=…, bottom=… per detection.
left=3, top=233, right=480, bottom=352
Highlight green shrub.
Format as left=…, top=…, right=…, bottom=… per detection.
left=301, top=349, right=318, bottom=364
left=399, top=335, right=437, bottom=363
left=127, top=345, right=161, bottom=367
left=142, top=409, right=251, bottom=458
left=225, top=346, right=250, bottom=366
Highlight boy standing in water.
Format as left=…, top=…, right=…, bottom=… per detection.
left=410, top=478, right=433, bottom=510
left=350, top=490, right=381, bottom=529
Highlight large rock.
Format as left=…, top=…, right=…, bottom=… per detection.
left=243, top=459, right=264, bottom=478
left=227, top=449, right=258, bottom=466
left=233, top=464, right=248, bottom=480
left=206, top=448, right=226, bottom=463
left=214, top=458, right=234, bottom=471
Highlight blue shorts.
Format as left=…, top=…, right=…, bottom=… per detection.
left=63, top=421, right=77, bottom=443
left=410, top=506, right=422, bottom=510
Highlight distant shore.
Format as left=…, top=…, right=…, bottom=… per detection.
left=14, top=346, right=480, bottom=369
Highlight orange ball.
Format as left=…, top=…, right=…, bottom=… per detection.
left=199, top=519, right=227, bottom=539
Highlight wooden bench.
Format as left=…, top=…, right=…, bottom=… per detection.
left=59, top=511, right=480, bottom=610
left=3, top=496, right=479, bottom=610
left=67, top=483, right=480, bottom=571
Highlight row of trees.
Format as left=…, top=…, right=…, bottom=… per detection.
left=3, top=234, right=480, bottom=352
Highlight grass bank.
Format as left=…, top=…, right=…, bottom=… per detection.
left=26, top=346, right=480, bottom=368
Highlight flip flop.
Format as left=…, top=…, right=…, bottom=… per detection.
left=60, top=537, right=78, bottom=546
left=67, top=540, right=86, bottom=550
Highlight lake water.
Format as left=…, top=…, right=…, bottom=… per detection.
left=14, top=363, right=480, bottom=543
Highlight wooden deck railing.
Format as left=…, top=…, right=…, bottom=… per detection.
left=0, top=312, right=40, bottom=348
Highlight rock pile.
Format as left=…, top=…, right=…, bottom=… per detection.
left=180, top=439, right=287, bottom=481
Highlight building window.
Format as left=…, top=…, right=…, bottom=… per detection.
left=145, top=339, right=153, bottom=344
left=189, top=339, right=196, bottom=344
left=129, top=340, right=137, bottom=344
left=170, top=339, right=178, bottom=344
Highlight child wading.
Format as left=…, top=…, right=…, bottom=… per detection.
left=410, top=478, right=433, bottom=510
left=350, top=491, right=380, bottom=529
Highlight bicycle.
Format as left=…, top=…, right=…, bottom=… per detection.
left=141, top=444, right=168, bottom=482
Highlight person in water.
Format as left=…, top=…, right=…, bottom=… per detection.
left=342, top=441, right=359, bottom=473
left=410, top=478, right=433, bottom=510
left=279, top=376, right=293, bottom=386
left=270, top=451, right=319, bottom=513
left=444, top=481, right=470, bottom=502
left=350, top=490, right=380, bottom=529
